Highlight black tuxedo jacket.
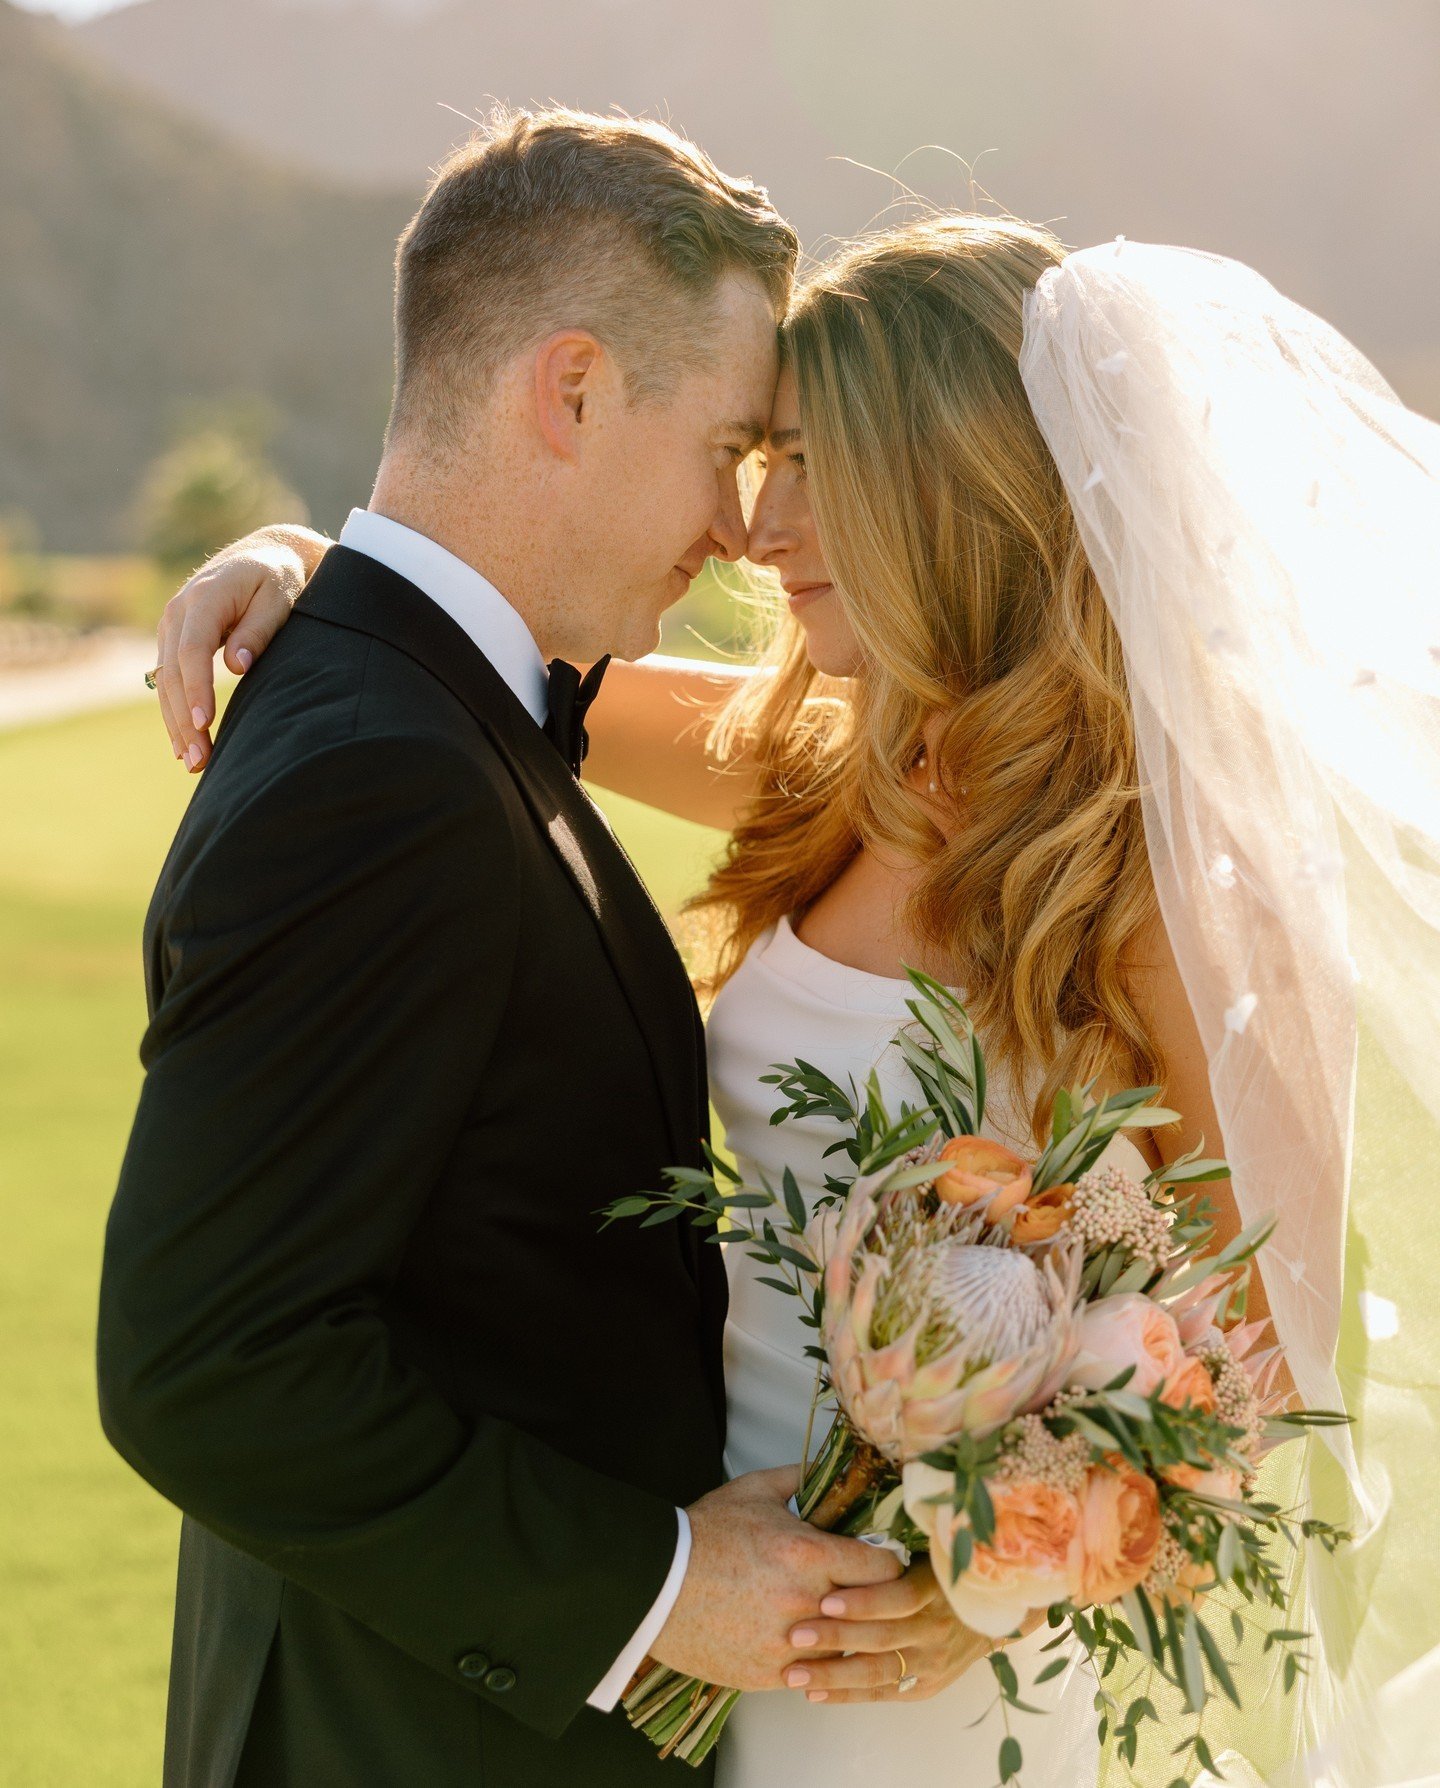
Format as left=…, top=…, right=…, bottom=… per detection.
left=97, top=545, right=729, bottom=1787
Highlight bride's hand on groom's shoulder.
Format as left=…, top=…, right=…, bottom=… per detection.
left=777, top=1558, right=1044, bottom=1705
left=649, top=1466, right=904, bottom=1694
left=153, top=524, right=328, bottom=771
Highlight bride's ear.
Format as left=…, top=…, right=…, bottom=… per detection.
left=533, top=330, right=604, bottom=462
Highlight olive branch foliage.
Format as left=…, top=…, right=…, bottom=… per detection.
left=601, top=968, right=1352, bottom=1784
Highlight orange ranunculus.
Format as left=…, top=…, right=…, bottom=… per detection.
left=1160, top=1554, right=1219, bottom=1611
left=933, top=1136, right=1032, bottom=1221
left=1076, top=1454, right=1162, bottom=1605
left=1163, top=1462, right=1242, bottom=1499
left=1160, top=1353, right=1217, bottom=1413
left=1010, top=1184, right=1075, bottom=1245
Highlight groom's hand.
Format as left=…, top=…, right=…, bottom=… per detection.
left=648, top=1466, right=903, bottom=1692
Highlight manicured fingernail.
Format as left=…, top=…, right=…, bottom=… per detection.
left=791, top=1628, right=817, bottom=1648
left=786, top=1668, right=810, bottom=1688
left=236, top=648, right=253, bottom=672
left=192, top=706, right=208, bottom=731
left=807, top=1690, right=828, bottom=1702
left=186, top=743, right=202, bottom=769
left=820, top=1596, right=845, bottom=1617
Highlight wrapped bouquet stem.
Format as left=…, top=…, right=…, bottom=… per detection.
left=621, top=1416, right=888, bottom=1765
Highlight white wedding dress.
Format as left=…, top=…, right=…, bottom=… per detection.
left=706, top=913, right=1148, bottom=1788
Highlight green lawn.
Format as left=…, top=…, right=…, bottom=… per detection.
left=0, top=696, right=721, bottom=1786
left=5, top=695, right=1434, bottom=1787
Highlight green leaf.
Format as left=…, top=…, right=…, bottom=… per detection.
left=1195, top=1615, right=1242, bottom=1708
left=883, top=1159, right=948, bottom=1191
left=1152, top=1158, right=1232, bottom=1187
left=989, top=1649, right=1019, bottom=1702
left=1177, top=1607, right=1207, bottom=1714
left=768, top=1240, right=820, bottom=1274
left=640, top=1204, right=687, bottom=1226
left=970, top=1473, right=996, bottom=1545
left=1034, top=1655, right=1070, bottom=1683
left=1122, top=1589, right=1163, bottom=1667
left=604, top=1195, right=651, bottom=1220
left=1098, top=1249, right=1130, bottom=1295
left=1116, top=1105, right=1182, bottom=1129
left=1217, top=1519, right=1242, bottom=1584
left=781, top=1167, right=808, bottom=1234
left=1108, top=1256, right=1159, bottom=1295
left=999, top=1736, right=1022, bottom=1782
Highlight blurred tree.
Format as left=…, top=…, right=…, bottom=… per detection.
left=0, top=510, right=57, bottom=618
left=136, top=429, right=308, bottom=577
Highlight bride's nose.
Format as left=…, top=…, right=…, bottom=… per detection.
left=746, top=483, right=799, bottom=566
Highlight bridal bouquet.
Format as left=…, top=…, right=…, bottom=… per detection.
left=603, top=972, right=1351, bottom=1778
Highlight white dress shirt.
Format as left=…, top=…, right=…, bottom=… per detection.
left=337, top=509, right=692, bottom=1711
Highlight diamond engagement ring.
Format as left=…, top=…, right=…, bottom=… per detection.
left=895, top=1649, right=918, bottom=1694
left=144, top=667, right=161, bottom=691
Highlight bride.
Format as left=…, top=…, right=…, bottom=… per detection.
left=149, top=216, right=1439, bottom=1786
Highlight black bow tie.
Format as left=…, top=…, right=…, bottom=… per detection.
left=543, top=654, right=611, bottom=778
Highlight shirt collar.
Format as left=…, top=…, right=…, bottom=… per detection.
left=337, top=508, right=549, bottom=728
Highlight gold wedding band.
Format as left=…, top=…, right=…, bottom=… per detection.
left=144, top=667, right=161, bottom=691
left=895, top=1648, right=918, bottom=1694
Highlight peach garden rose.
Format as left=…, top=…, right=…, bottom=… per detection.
left=1069, top=1292, right=1186, bottom=1399
left=903, top=1461, right=1083, bottom=1638
left=1076, top=1453, right=1162, bottom=1605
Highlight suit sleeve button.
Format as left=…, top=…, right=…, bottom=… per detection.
left=484, top=1665, right=517, bottom=1693
left=457, top=1652, right=490, bottom=1680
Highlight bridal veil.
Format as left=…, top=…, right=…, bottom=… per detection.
left=1020, top=241, right=1440, bottom=1787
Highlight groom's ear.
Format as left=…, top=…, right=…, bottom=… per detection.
left=533, top=330, right=606, bottom=462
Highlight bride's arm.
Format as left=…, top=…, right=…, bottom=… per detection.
left=152, top=531, right=762, bottom=829
left=579, top=655, right=758, bottom=831
left=1124, top=913, right=1298, bottom=1406
left=156, top=524, right=330, bottom=768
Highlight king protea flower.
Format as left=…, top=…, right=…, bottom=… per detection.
left=822, top=1165, right=1085, bottom=1461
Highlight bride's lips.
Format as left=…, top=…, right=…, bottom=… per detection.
left=785, top=581, right=833, bottom=614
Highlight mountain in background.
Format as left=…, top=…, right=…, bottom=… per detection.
left=0, top=0, right=411, bottom=549
left=70, top=0, right=1440, bottom=419
left=6, top=0, right=1438, bottom=549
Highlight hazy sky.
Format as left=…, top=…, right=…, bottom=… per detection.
left=13, top=0, right=136, bottom=16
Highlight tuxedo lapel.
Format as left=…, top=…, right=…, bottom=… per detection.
left=292, top=548, right=707, bottom=1181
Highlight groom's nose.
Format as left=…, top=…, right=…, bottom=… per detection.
left=706, top=474, right=748, bottom=564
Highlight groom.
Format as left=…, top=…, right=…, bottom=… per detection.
left=98, top=109, right=900, bottom=1787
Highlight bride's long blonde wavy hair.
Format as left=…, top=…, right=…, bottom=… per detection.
left=689, top=213, right=1161, bottom=1142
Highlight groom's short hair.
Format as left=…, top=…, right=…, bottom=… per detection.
left=389, top=107, right=798, bottom=442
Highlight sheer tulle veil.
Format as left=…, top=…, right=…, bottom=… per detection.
left=1019, top=242, right=1440, bottom=1786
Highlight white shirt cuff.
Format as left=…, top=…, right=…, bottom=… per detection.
left=587, top=1508, right=691, bottom=1712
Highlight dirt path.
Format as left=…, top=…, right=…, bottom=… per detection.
left=0, top=629, right=162, bottom=731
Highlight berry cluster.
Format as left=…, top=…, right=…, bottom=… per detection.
left=1065, top=1164, right=1174, bottom=1269
left=996, top=1399, right=1092, bottom=1493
